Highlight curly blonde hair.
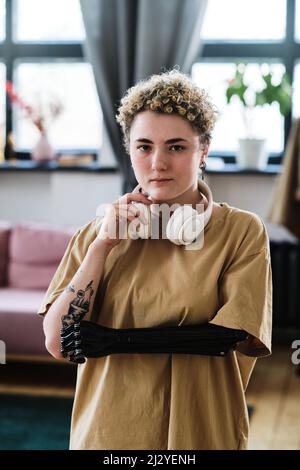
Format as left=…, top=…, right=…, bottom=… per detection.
left=116, top=69, right=219, bottom=154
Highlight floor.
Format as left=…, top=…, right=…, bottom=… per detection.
left=246, top=346, right=300, bottom=450
left=0, top=359, right=76, bottom=397
left=1, top=345, right=299, bottom=450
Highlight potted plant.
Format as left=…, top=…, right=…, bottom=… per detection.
left=225, top=63, right=292, bottom=169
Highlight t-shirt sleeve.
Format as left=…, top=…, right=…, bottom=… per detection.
left=209, top=214, right=273, bottom=357
left=37, top=216, right=101, bottom=317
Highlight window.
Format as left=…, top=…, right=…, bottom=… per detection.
left=295, top=0, right=300, bottom=41
left=201, top=0, right=286, bottom=41
left=194, top=0, right=299, bottom=164
left=292, top=62, right=300, bottom=117
left=0, top=0, right=5, bottom=41
left=192, top=62, right=285, bottom=154
left=14, top=0, right=85, bottom=42
left=0, top=62, right=6, bottom=142
left=14, top=61, right=101, bottom=151
left=1, top=0, right=102, bottom=158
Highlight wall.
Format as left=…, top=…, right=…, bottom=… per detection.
left=0, top=171, right=122, bottom=228
left=0, top=170, right=297, bottom=242
left=207, top=173, right=297, bottom=242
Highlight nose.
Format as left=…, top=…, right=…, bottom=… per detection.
left=151, top=148, right=168, bottom=171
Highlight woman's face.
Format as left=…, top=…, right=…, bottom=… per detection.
left=129, top=110, right=207, bottom=205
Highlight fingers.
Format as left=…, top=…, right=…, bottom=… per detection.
left=118, top=207, right=137, bottom=222
left=98, top=191, right=151, bottom=246
left=118, top=192, right=152, bottom=205
left=119, top=205, right=148, bottom=224
left=118, top=191, right=151, bottom=224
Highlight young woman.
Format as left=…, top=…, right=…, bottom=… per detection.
left=39, top=70, right=272, bottom=450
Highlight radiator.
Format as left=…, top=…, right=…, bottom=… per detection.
left=270, top=241, right=300, bottom=328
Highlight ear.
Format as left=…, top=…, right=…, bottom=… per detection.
left=197, top=144, right=209, bottom=167
left=201, top=143, right=210, bottom=159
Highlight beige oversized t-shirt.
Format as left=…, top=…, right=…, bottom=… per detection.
left=38, top=202, right=272, bottom=450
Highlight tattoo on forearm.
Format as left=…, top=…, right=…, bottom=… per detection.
left=62, top=280, right=94, bottom=326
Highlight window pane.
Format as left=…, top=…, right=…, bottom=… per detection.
left=202, top=0, right=286, bottom=41
left=14, top=0, right=85, bottom=42
left=0, top=0, right=5, bottom=41
left=13, top=62, right=102, bottom=151
left=0, top=63, right=6, bottom=145
left=292, top=63, right=300, bottom=117
left=295, top=0, right=300, bottom=41
left=192, top=62, right=285, bottom=153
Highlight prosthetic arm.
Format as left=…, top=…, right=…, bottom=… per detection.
left=60, top=317, right=248, bottom=364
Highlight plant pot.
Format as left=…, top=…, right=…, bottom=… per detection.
left=31, top=132, right=56, bottom=162
left=237, top=138, right=268, bottom=170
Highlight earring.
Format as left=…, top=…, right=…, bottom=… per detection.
left=199, top=161, right=206, bottom=180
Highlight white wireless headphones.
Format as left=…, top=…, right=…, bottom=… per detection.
left=128, top=178, right=213, bottom=250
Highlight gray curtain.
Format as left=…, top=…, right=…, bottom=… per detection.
left=80, top=0, right=208, bottom=193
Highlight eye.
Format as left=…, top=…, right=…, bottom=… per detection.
left=137, top=144, right=151, bottom=152
left=169, top=144, right=185, bottom=152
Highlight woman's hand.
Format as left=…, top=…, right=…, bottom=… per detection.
left=95, top=191, right=152, bottom=249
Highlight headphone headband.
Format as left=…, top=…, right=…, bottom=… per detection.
left=197, top=179, right=213, bottom=228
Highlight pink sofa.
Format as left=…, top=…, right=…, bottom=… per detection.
left=0, top=220, right=76, bottom=358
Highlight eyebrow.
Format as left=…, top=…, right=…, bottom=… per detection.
left=135, top=137, right=189, bottom=144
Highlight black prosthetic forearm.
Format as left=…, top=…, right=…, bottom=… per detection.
left=61, top=319, right=248, bottom=364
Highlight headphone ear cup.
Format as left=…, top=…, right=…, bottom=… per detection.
left=127, top=202, right=151, bottom=239
left=166, top=205, right=204, bottom=245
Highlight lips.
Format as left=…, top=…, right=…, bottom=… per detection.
left=150, top=178, right=173, bottom=182
left=150, top=178, right=173, bottom=186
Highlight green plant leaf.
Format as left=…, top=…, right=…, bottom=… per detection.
left=224, top=65, right=293, bottom=116
left=225, top=66, right=248, bottom=106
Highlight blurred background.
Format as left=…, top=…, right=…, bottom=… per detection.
left=0, top=0, right=299, bottom=450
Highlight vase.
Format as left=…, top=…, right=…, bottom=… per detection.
left=31, top=132, right=56, bottom=162
left=237, top=138, right=268, bottom=170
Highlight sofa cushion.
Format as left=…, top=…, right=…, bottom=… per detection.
left=8, top=222, right=76, bottom=290
left=0, top=221, right=12, bottom=287
left=0, top=287, right=47, bottom=355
